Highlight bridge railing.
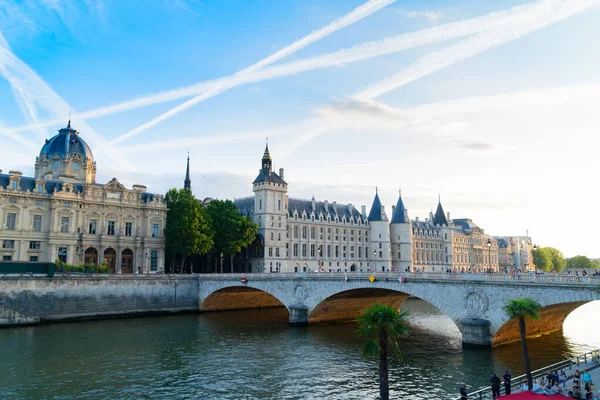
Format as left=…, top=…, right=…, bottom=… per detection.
left=453, top=348, right=600, bottom=400
left=199, top=271, right=600, bottom=285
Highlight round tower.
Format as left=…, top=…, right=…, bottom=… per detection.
left=367, top=189, right=392, bottom=272
left=390, top=189, right=412, bottom=272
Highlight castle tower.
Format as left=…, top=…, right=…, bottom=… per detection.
left=433, top=197, right=453, bottom=270
left=390, top=189, right=412, bottom=271
left=184, top=153, right=191, bottom=191
left=252, top=142, right=288, bottom=273
left=367, top=189, right=392, bottom=272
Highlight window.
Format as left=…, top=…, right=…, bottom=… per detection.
left=293, top=226, right=299, bottom=239
left=2, top=240, right=14, bottom=249
left=89, top=219, right=97, bottom=234
left=310, top=244, right=315, bottom=258
left=275, top=248, right=280, bottom=257
left=35, top=200, right=43, bottom=207
left=60, top=217, right=70, bottom=233
left=6, top=213, right=16, bottom=230
left=278, top=216, right=281, bottom=228
left=358, top=247, right=362, bottom=258
left=293, top=244, right=298, bottom=257
left=29, top=256, right=39, bottom=262
left=107, top=221, right=115, bottom=235
left=259, top=199, right=262, bottom=210
left=150, top=250, right=158, bottom=271
left=335, top=246, right=339, bottom=258
left=33, top=215, right=42, bottom=232
left=270, top=216, right=274, bottom=227
left=152, top=224, right=159, bottom=237
left=270, top=232, right=274, bottom=240
left=398, top=252, right=401, bottom=259
left=379, top=243, right=382, bottom=249
left=269, top=247, right=273, bottom=257
left=277, top=233, right=281, bottom=241
left=63, top=202, right=71, bottom=208
left=9, top=197, right=17, bottom=204
left=125, top=222, right=132, bottom=236
left=3, top=255, right=11, bottom=261
left=311, top=227, right=316, bottom=239
left=278, top=199, right=281, bottom=211
left=37, top=183, right=44, bottom=192
left=29, top=241, right=40, bottom=250
left=58, top=247, right=68, bottom=263
left=379, top=251, right=382, bottom=258
left=302, top=244, right=307, bottom=257
left=11, top=181, right=17, bottom=190
left=327, top=245, right=331, bottom=258
left=302, top=226, right=307, bottom=239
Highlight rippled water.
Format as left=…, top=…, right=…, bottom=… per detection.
left=0, top=300, right=598, bottom=399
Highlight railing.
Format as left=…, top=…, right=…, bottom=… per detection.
left=198, top=271, right=600, bottom=285
left=454, top=349, right=600, bottom=400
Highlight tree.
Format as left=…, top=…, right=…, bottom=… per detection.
left=164, top=189, right=213, bottom=273
left=503, top=298, right=542, bottom=391
left=356, top=303, right=409, bottom=400
left=545, top=247, right=566, bottom=273
left=532, top=248, right=552, bottom=272
left=206, top=200, right=258, bottom=273
left=566, top=255, right=593, bottom=270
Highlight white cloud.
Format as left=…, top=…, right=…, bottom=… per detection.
left=405, top=11, right=443, bottom=21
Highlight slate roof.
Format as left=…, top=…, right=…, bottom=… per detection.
left=496, top=238, right=508, bottom=248
left=39, top=121, right=93, bottom=162
left=390, top=194, right=407, bottom=224
left=234, top=197, right=255, bottom=216
left=252, top=169, right=287, bottom=185
left=452, top=218, right=482, bottom=234
left=433, top=201, right=448, bottom=225
left=367, top=192, right=385, bottom=221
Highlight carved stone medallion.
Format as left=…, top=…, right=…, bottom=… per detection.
left=464, top=287, right=490, bottom=317
left=294, top=283, right=308, bottom=303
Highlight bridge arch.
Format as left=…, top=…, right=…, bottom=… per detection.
left=199, top=281, right=292, bottom=315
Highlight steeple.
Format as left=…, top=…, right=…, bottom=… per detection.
left=433, top=196, right=448, bottom=226
left=262, top=140, right=272, bottom=172
left=391, top=187, right=408, bottom=224
left=184, top=152, right=191, bottom=191
left=367, top=189, right=386, bottom=221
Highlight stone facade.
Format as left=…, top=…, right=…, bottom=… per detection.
left=0, top=122, right=166, bottom=273
left=232, top=145, right=508, bottom=274
left=495, top=235, right=534, bottom=270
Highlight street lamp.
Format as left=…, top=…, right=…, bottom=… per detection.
left=487, top=238, right=492, bottom=272
left=220, top=252, right=224, bottom=274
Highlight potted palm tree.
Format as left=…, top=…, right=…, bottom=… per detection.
left=356, top=302, right=409, bottom=400
left=503, top=298, right=542, bottom=391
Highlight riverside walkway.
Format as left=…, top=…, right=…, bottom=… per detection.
left=458, top=349, right=600, bottom=399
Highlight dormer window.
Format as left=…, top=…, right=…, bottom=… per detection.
left=11, top=181, right=17, bottom=190
left=37, top=183, right=44, bottom=193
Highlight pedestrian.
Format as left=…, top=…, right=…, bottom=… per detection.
left=491, top=373, right=501, bottom=399
left=560, top=370, right=567, bottom=388
left=503, top=369, right=512, bottom=395
left=460, top=383, right=468, bottom=399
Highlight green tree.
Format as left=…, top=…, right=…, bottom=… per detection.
left=356, top=303, right=409, bottom=400
left=503, top=298, right=542, bottom=391
left=566, top=255, right=593, bottom=270
left=206, top=200, right=258, bottom=273
left=532, top=248, right=552, bottom=272
left=545, top=247, right=566, bottom=273
left=164, top=189, right=213, bottom=273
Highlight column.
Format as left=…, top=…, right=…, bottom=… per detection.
left=460, top=318, right=492, bottom=347
left=289, top=304, right=308, bottom=326
left=115, top=246, right=122, bottom=274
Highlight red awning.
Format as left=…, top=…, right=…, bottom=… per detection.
left=498, top=393, right=571, bottom=399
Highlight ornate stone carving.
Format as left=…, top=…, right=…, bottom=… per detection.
left=293, top=283, right=308, bottom=304
left=464, top=287, right=489, bottom=317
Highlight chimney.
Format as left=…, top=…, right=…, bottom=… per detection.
left=416, top=217, right=419, bottom=222
left=279, top=168, right=284, bottom=179
left=391, top=205, right=396, bottom=215
left=311, top=197, right=316, bottom=210
left=425, top=217, right=429, bottom=223
left=381, top=205, right=386, bottom=216
left=447, top=211, right=450, bottom=221
left=347, top=203, right=352, bottom=213
left=332, top=201, right=337, bottom=213
left=361, top=205, right=366, bottom=216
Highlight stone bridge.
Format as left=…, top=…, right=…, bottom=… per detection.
left=198, top=272, right=600, bottom=347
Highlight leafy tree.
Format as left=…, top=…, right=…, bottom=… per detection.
left=503, top=298, right=542, bottom=391
left=532, top=248, right=552, bottom=272
left=566, top=255, right=593, bottom=270
left=545, top=247, right=566, bottom=273
left=206, top=200, right=258, bottom=273
left=356, top=303, right=409, bottom=400
left=165, top=189, right=213, bottom=273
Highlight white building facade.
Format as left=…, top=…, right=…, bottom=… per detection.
left=0, top=122, right=166, bottom=273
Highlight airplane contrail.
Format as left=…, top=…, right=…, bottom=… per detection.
left=7, top=0, right=551, bottom=136
left=0, top=39, right=134, bottom=170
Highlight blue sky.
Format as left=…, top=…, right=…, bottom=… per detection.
left=1, top=0, right=599, bottom=257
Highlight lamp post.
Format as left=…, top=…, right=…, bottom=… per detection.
left=220, top=252, right=224, bottom=274
left=318, top=246, right=322, bottom=272
left=486, top=238, right=492, bottom=272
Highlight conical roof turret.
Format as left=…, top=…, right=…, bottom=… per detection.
left=433, top=196, right=448, bottom=226
left=391, top=189, right=408, bottom=224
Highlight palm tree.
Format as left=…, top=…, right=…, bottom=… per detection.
left=503, top=298, right=542, bottom=391
left=356, top=302, right=409, bottom=400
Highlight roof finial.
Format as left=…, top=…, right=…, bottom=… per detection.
left=438, top=193, right=441, bottom=202
left=399, top=185, right=402, bottom=196
left=67, top=106, right=72, bottom=128
left=376, top=185, right=378, bottom=193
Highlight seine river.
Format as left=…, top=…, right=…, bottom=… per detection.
left=0, top=300, right=598, bottom=400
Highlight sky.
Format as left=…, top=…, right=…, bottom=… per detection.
left=0, top=0, right=599, bottom=257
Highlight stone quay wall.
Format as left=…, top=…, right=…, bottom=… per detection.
left=0, top=275, right=199, bottom=326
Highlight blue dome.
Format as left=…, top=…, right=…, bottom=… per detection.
left=40, top=121, right=93, bottom=162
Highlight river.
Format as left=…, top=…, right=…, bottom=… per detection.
left=0, top=300, right=598, bottom=399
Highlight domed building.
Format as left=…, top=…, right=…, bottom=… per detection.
left=0, top=121, right=166, bottom=273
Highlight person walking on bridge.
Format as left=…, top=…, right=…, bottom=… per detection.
left=460, top=383, right=468, bottom=399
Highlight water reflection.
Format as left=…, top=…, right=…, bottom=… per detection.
left=0, top=300, right=597, bottom=399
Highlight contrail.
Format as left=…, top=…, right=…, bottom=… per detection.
left=8, top=0, right=549, bottom=135
left=354, top=0, right=600, bottom=100
left=110, top=0, right=396, bottom=144
left=0, top=39, right=134, bottom=170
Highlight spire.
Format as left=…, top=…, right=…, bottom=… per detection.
left=367, top=190, right=385, bottom=221
left=67, top=106, right=72, bottom=129
left=391, top=188, right=408, bottom=224
left=184, top=151, right=191, bottom=191
left=261, top=140, right=272, bottom=172
left=433, top=196, right=448, bottom=226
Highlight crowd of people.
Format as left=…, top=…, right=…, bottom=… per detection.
left=459, top=368, right=596, bottom=399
